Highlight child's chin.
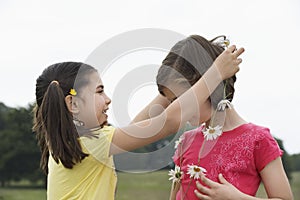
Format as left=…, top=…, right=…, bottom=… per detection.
left=188, top=119, right=200, bottom=127
left=100, top=120, right=108, bottom=127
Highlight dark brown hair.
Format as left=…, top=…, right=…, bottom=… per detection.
left=156, top=35, right=236, bottom=108
left=33, top=62, right=96, bottom=174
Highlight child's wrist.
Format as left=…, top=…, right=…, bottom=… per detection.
left=201, top=65, right=223, bottom=95
left=203, top=64, right=223, bottom=83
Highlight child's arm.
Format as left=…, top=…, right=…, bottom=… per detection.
left=259, top=157, right=293, bottom=200
left=130, top=94, right=170, bottom=124
left=110, top=45, right=244, bottom=155
left=194, top=158, right=293, bottom=200
left=169, top=182, right=180, bottom=200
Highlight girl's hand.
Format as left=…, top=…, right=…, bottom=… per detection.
left=213, top=45, right=245, bottom=80
left=194, top=173, right=245, bottom=200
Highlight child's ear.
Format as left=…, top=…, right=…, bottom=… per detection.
left=65, top=95, right=80, bottom=114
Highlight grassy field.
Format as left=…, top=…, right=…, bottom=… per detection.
left=0, top=188, right=46, bottom=200
left=0, top=171, right=299, bottom=199
left=116, top=171, right=300, bottom=200
left=116, top=170, right=171, bottom=200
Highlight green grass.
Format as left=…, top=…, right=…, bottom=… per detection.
left=116, top=170, right=171, bottom=200
left=291, top=171, right=300, bottom=198
left=116, top=171, right=300, bottom=200
left=0, top=171, right=299, bottom=200
left=0, top=188, right=46, bottom=200
left=0, top=180, right=46, bottom=200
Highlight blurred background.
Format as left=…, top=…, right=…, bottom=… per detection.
left=0, top=0, right=299, bottom=199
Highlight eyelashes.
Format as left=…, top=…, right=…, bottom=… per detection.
left=170, top=97, right=177, bottom=103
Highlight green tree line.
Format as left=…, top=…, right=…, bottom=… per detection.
left=0, top=102, right=300, bottom=187
left=0, top=103, right=43, bottom=187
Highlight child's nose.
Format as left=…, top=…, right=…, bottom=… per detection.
left=105, top=95, right=111, bottom=105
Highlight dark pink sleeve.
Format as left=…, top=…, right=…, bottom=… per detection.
left=173, top=128, right=201, bottom=166
left=173, top=146, right=180, bottom=166
left=172, top=132, right=190, bottom=166
left=254, top=128, right=283, bottom=172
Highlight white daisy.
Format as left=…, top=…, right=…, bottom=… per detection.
left=202, top=125, right=223, bottom=140
left=217, top=99, right=232, bottom=111
left=168, top=165, right=183, bottom=183
left=215, top=38, right=230, bottom=48
left=174, top=135, right=184, bottom=149
left=187, top=164, right=207, bottom=179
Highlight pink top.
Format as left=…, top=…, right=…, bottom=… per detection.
left=173, top=123, right=283, bottom=200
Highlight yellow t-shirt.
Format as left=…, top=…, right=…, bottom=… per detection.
left=47, top=126, right=117, bottom=200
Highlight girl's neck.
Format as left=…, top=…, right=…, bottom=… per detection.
left=205, top=107, right=247, bottom=132
left=222, top=108, right=247, bottom=132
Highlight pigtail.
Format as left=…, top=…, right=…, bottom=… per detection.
left=33, top=104, right=50, bottom=174
left=37, top=81, right=88, bottom=173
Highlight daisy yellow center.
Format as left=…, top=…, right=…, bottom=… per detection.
left=224, top=40, right=230, bottom=46
left=175, top=172, right=181, bottom=178
left=208, top=129, right=215, bottom=134
left=194, top=167, right=201, bottom=172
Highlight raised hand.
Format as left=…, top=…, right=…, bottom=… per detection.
left=213, top=45, right=245, bottom=80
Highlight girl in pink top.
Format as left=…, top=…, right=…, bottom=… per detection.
left=154, top=35, right=293, bottom=200
left=172, top=123, right=284, bottom=199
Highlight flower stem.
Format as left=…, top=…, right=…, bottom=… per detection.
left=223, top=80, right=228, bottom=99
left=198, top=139, right=206, bottom=163
left=182, top=179, right=193, bottom=200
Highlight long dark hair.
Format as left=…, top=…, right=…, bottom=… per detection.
left=156, top=35, right=236, bottom=108
left=33, top=62, right=96, bottom=174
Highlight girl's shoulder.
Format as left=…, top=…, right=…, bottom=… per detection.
left=230, top=123, right=275, bottom=144
left=227, top=122, right=271, bottom=135
left=242, top=123, right=271, bottom=135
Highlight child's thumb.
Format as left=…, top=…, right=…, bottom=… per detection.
left=218, top=174, right=228, bottom=184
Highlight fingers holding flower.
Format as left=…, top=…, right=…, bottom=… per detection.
left=213, top=45, right=245, bottom=80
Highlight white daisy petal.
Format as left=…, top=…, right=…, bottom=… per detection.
left=215, top=38, right=230, bottom=48
left=187, top=164, right=207, bottom=180
left=217, top=100, right=232, bottom=111
left=174, top=135, right=184, bottom=149
left=202, top=125, right=223, bottom=141
left=168, top=165, right=183, bottom=182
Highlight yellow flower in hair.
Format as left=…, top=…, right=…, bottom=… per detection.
left=69, top=88, right=77, bottom=96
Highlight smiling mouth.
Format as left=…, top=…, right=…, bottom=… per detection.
left=102, top=108, right=108, bottom=115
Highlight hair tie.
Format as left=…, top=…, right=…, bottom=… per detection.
left=51, top=80, right=59, bottom=85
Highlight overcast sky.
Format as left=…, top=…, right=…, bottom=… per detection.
left=0, top=0, right=300, bottom=154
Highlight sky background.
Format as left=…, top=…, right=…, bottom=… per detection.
left=0, top=0, right=300, bottom=154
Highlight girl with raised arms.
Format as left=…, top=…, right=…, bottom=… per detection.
left=148, top=35, right=292, bottom=200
